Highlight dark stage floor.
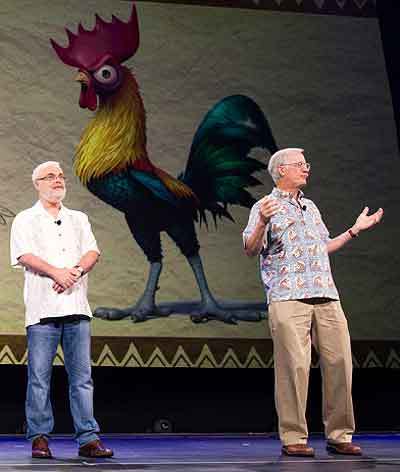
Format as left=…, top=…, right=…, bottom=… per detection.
left=0, top=434, right=399, bottom=471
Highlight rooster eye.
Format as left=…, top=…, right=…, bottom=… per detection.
left=93, top=65, right=118, bottom=85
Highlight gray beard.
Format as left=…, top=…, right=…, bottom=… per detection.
left=41, top=188, right=66, bottom=203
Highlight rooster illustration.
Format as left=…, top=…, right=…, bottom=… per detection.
left=50, top=5, right=277, bottom=323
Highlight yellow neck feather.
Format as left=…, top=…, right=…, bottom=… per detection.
left=74, top=69, right=147, bottom=184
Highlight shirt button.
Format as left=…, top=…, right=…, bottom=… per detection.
left=62, top=248, right=66, bottom=252
left=58, top=233, right=62, bottom=237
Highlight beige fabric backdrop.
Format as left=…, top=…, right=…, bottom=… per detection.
left=0, top=0, right=398, bottom=338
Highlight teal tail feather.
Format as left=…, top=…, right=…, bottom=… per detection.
left=180, top=95, right=278, bottom=225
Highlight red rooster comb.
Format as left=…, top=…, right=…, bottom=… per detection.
left=50, top=4, right=139, bottom=70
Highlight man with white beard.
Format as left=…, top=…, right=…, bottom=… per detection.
left=10, top=161, right=113, bottom=459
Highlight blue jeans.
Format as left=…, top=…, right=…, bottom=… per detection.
left=26, top=320, right=100, bottom=446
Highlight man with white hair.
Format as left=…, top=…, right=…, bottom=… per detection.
left=10, top=161, right=113, bottom=459
left=243, top=148, right=383, bottom=457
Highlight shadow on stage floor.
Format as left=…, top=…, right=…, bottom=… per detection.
left=0, top=434, right=399, bottom=471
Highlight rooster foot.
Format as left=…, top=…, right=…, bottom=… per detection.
left=189, top=301, right=238, bottom=325
left=94, top=303, right=172, bottom=322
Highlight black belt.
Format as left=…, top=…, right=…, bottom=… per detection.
left=298, top=297, right=334, bottom=305
left=39, top=315, right=90, bottom=325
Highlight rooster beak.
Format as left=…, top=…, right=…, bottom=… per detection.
left=75, top=70, right=90, bottom=85
left=74, top=70, right=97, bottom=111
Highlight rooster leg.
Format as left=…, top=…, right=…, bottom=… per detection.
left=130, top=261, right=174, bottom=322
left=187, top=255, right=238, bottom=325
left=94, top=262, right=172, bottom=322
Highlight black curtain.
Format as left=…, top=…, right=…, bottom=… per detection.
left=377, top=0, right=400, bottom=152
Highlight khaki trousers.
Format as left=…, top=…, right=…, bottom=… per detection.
left=268, top=299, right=355, bottom=446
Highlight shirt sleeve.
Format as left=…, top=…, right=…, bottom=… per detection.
left=10, top=214, right=34, bottom=267
left=80, top=213, right=100, bottom=256
left=242, top=202, right=263, bottom=249
left=310, top=202, right=330, bottom=243
left=320, top=219, right=331, bottom=243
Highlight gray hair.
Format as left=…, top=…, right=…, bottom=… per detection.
left=32, top=161, right=62, bottom=182
left=268, top=148, right=304, bottom=183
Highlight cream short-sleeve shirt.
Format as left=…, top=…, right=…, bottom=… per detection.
left=10, top=201, right=100, bottom=327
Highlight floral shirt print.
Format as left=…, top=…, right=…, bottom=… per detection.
left=243, top=187, right=339, bottom=304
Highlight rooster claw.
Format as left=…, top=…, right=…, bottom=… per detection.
left=189, top=304, right=238, bottom=325
left=130, top=307, right=171, bottom=322
left=94, top=304, right=172, bottom=322
left=93, top=307, right=130, bottom=320
left=191, top=313, right=238, bottom=325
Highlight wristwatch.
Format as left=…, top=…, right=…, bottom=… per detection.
left=74, top=265, right=85, bottom=277
left=348, top=228, right=359, bottom=238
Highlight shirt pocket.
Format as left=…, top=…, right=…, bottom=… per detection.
left=64, top=222, right=83, bottom=260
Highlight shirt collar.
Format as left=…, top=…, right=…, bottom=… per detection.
left=32, top=200, right=68, bottom=219
left=271, top=187, right=304, bottom=202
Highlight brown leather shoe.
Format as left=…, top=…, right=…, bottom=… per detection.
left=327, top=442, right=362, bottom=455
left=282, top=443, right=315, bottom=457
left=78, top=439, right=114, bottom=458
left=32, top=435, right=52, bottom=459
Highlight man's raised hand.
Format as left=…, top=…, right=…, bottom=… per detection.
left=259, top=196, right=280, bottom=224
left=352, top=207, right=384, bottom=234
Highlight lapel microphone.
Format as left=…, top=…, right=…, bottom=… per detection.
left=54, top=220, right=62, bottom=226
left=302, top=205, right=307, bottom=211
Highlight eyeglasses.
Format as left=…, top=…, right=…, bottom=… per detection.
left=36, top=174, right=67, bottom=182
left=280, top=162, right=311, bottom=171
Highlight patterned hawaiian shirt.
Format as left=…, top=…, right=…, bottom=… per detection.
left=243, top=187, right=339, bottom=304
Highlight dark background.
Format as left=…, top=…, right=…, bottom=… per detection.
left=2, top=365, right=399, bottom=434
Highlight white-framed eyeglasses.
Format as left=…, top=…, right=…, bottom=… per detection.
left=280, top=162, right=311, bottom=171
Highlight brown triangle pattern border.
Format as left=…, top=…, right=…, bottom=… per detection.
left=132, top=0, right=377, bottom=17
left=0, top=335, right=398, bottom=368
